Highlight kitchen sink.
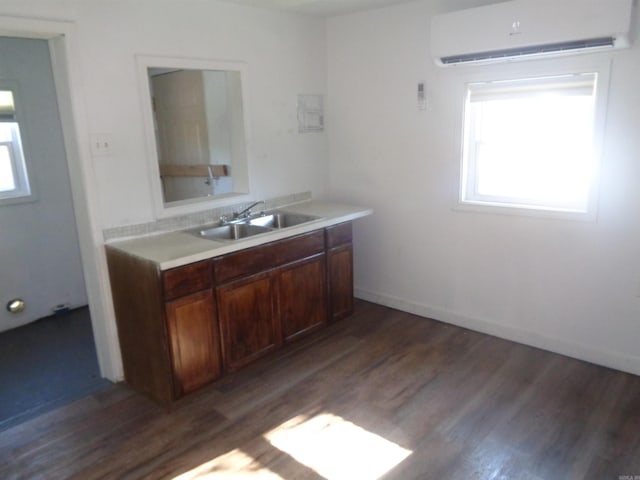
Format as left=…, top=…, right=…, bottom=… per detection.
left=192, top=223, right=272, bottom=241
left=248, top=211, right=320, bottom=229
left=186, top=209, right=321, bottom=242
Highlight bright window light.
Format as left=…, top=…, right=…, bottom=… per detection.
left=0, top=144, right=16, bottom=192
left=461, top=73, right=599, bottom=214
left=264, top=413, right=412, bottom=480
left=0, top=90, right=15, bottom=111
left=170, top=413, right=411, bottom=479
left=172, top=448, right=284, bottom=480
left=0, top=88, right=31, bottom=203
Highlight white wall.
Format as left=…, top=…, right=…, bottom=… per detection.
left=328, top=0, right=640, bottom=375
left=78, top=0, right=328, bottom=227
left=0, top=37, right=87, bottom=332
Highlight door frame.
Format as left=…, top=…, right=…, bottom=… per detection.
left=0, top=16, right=122, bottom=381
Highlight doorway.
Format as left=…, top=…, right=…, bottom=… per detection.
left=0, top=36, right=108, bottom=430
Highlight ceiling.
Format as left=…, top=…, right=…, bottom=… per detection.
left=218, top=0, right=418, bottom=17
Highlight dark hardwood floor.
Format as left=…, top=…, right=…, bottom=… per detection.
left=1, top=300, right=639, bottom=479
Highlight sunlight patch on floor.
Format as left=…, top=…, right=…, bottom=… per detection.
left=172, top=448, right=284, bottom=480
left=264, top=413, right=412, bottom=480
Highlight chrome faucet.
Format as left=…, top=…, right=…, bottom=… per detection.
left=204, top=166, right=217, bottom=186
left=233, top=200, right=265, bottom=219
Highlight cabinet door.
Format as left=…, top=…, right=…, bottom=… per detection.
left=328, top=244, right=354, bottom=322
left=165, top=289, right=221, bottom=396
left=217, top=272, right=279, bottom=371
left=279, top=254, right=327, bottom=342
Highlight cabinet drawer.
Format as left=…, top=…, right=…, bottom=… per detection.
left=214, top=230, right=325, bottom=284
left=273, top=230, right=325, bottom=266
left=326, top=222, right=352, bottom=249
left=213, top=245, right=271, bottom=285
left=163, top=260, right=212, bottom=300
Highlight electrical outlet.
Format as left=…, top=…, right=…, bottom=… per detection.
left=90, top=133, right=114, bottom=156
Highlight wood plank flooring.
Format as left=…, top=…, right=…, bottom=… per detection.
left=1, top=300, right=639, bottom=479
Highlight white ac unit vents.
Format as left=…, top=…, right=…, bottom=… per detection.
left=431, top=0, right=633, bottom=66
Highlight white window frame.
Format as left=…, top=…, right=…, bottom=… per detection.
left=454, top=57, right=611, bottom=221
left=0, top=82, right=34, bottom=205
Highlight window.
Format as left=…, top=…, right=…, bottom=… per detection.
left=0, top=88, right=32, bottom=203
left=460, top=71, right=601, bottom=216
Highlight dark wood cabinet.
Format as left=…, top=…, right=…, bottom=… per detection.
left=162, top=262, right=221, bottom=397
left=217, top=272, right=279, bottom=371
left=166, top=289, right=221, bottom=396
left=106, top=251, right=220, bottom=404
left=214, top=230, right=326, bottom=371
left=328, top=244, right=354, bottom=322
left=163, top=260, right=212, bottom=300
left=279, top=254, right=327, bottom=342
left=326, top=222, right=354, bottom=322
left=106, top=221, right=355, bottom=404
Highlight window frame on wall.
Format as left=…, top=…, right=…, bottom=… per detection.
left=454, top=57, right=611, bottom=221
left=0, top=82, right=34, bottom=205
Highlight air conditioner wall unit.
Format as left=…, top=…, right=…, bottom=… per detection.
left=431, top=0, right=634, bottom=67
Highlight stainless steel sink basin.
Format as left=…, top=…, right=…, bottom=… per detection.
left=193, top=223, right=272, bottom=241
left=248, top=211, right=320, bottom=229
left=186, top=209, right=321, bottom=242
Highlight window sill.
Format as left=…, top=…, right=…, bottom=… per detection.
left=0, top=192, right=37, bottom=207
left=454, top=200, right=597, bottom=222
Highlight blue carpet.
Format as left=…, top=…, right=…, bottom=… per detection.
left=0, top=307, right=111, bottom=432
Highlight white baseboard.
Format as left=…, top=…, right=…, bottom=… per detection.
left=355, top=288, right=640, bottom=377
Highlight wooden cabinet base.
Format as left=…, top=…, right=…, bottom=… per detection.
left=217, top=272, right=280, bottom=372
left=279, top=254, right=327, bottom=342
left=326, top=222, right=354, bottom=322
left=166, top=290, right=221, bottom=396
left=106, top=222, right=355, bottom=405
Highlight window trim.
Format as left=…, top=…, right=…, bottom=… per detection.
left=452, top=56, right=612, bottom=222
left=0, top=81, right=36, bottom=206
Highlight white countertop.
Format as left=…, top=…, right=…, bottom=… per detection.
left=106, top=200, right=373, bottom=270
